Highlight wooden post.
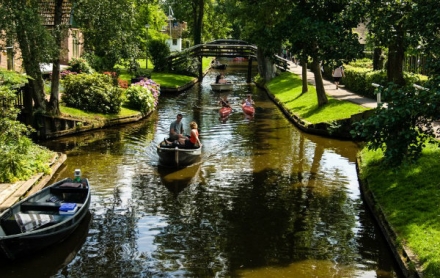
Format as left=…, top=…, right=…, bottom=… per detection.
left=198, top=56, right=203, bottom=81
left=247, top=57, right=252, bottom=83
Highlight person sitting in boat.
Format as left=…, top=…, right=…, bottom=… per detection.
left=243, top=94, right=254, bottom=107
left=219, top=96, right=231, bottom=108
left=218, top=74, right=228, bottom=84
left=184, top=121, right=202, bottom=148
left=215, top=74, right=222, bottom=84
left=168, top=114, right=186, bottom=144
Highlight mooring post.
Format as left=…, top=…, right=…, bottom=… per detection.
left=247, top=57, right=252, bottom=83
left=198, top=56, right=203, bottom=81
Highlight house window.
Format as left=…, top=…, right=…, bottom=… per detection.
left=72, top=30, right=80, bottom=58
left=173, top=39, right=178, bottom=46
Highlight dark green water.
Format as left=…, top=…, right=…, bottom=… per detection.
left=0, top=63, right=401, bottom=277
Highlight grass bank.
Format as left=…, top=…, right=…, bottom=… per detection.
left=359, top=145, right=440, bottom=277
left=266, top=70, right=440, bottom=276
left=266, top=72, right=369, bottom=124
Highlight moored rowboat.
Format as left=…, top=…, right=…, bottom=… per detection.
left=0, top=176, right=91, bottom=260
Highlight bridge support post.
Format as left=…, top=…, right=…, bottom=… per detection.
left=247, top=58, right=252, bottom=83
left=198, top=56, right=203, bottom=82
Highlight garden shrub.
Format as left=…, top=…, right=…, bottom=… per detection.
left=125, top=79, right=160, bottom=115
left=62, top=73, right=123, bottom=114
left=68, top=57, right=94, bottom=74
left=148, top=39, right=170, bottom=72
left=0, top=70, right=52, bottom=182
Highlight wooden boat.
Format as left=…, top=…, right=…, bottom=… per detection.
left=242, top=103, right=255, bottom=116
left=157, top=141, right=202, bottom=167
left=219, top=106, right=233, bottom=118
left=211, top=82, right=233, bottom=91
left=0, top=177, right=91, bottom=260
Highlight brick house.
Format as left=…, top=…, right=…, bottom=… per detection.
left=0, top=0, right=84, bottom=73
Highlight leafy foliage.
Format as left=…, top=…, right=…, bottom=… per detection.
left=352, top=83, right=440, bottom=166
left=0, top=70, right=52, bottom=182
left=148, top=40, right=170, bottom=72
left=125, top=79, right=160, bottom=115
left=68, top=58, right=94, bottom=74
left=62, top=73, right=123, bottom=114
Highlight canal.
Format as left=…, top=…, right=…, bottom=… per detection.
left=0, top=62, right=402, bottom=277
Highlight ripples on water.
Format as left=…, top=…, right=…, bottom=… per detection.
left=0, top=64, right=401, bottom=277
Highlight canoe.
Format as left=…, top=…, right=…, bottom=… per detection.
left=242, top=103, right=255, bottom=116
left=157, top=141, right=202, bottom=167
left=219, top=106, right=232, bottom=118
left=0, top=176, right=91, bottom=260
left=211, top=82, right=233, bottom=91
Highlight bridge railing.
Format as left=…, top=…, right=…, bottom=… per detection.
left=167, top=43, right=258, bottom=70
left=166, top=42, right=289, bottom=73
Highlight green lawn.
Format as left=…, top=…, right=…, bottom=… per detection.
left=266, top=72, right=369, bottom=124
left=359, top=144, right=440, bottom=277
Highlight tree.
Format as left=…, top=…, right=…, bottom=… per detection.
left=74, top=0, right=141, bottom=70
left=0, top=0, right=58, bottom=113
left=284, top=0, right=363, bottom=106
left=47, top=0, right=72, bottom=115
left=364, top=0, right=418, bottom=86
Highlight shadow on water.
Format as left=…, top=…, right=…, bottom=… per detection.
left=157, top=163, right=202, bottom=197
left=0, top=212, right=92, bottom=278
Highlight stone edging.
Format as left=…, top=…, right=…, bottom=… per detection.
left=356, top=158, right=423, bottom=278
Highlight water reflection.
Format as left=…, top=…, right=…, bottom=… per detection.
left=7, top=64, right=402, bottom=277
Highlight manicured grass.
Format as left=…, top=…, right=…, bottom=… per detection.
left=150, top=72, right=195, bottom=88
left=266, top=72, right=369, bottom=124
left=359, top=145, right=440, bottom=277
left=60, top=106, right=140, bottom=120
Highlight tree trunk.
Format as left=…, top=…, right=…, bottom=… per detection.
left=311, top=59, right=328, bottom=106
left=256, top=48, right=275, bottom=82
left=16, top=25, right=46, bottom=111
left=300, top=56, right=308, bottom=94
left=387, top=25, right=406, bottom=86
left=48, top=0, right=64, bottom=115
left=373, top=47, right=384, bottom=70
left=192, top=0, right=204, bottom=45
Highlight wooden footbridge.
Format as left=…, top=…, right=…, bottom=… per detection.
left=167, top=39, right=288, bottom=83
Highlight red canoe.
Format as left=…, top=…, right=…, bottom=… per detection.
left=219, top=107, right=233, bottom=118
left=241, top=104, right=255, bottom=116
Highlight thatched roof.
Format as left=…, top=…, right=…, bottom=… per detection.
left=38, top=0, right=73, bottom=26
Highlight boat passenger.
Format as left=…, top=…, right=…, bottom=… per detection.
left=243, top=94, right=254, bottom=107
left=169, top=114, right=186, bottom=142
left=185, top=121, right=202, bottom=148
left=219, top=96, right=231, bottom=108
left=218, top=74, right=228, bottom=84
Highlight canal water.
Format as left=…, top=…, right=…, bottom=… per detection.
left=0, top=63, right=401, bottom=277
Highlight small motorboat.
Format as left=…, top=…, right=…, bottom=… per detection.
left=157, top=141, right=202, bottom=167
left=211, top=82, right=233, bottom=92
left=0, top=173, right=91, bottom=260
left=219, top=106, right=233, bottom=118
left=242, top=103, right=255, bottom=116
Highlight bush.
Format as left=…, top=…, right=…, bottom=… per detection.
left=125, top=79, right=160, bottom=115
left=68, top=57, right=94, bottom=74
left=0, top=70, right=52, bottom=182
left=148, top=39, right=170, bottom=72
left=62, top=73, right=123, bottom=114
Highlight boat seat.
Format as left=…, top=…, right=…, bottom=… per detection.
left=49, top=186, right=88, bottom=194
left=21, top=202, right=82, bottom=212
left=0, top=213, right=63, bottom=235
